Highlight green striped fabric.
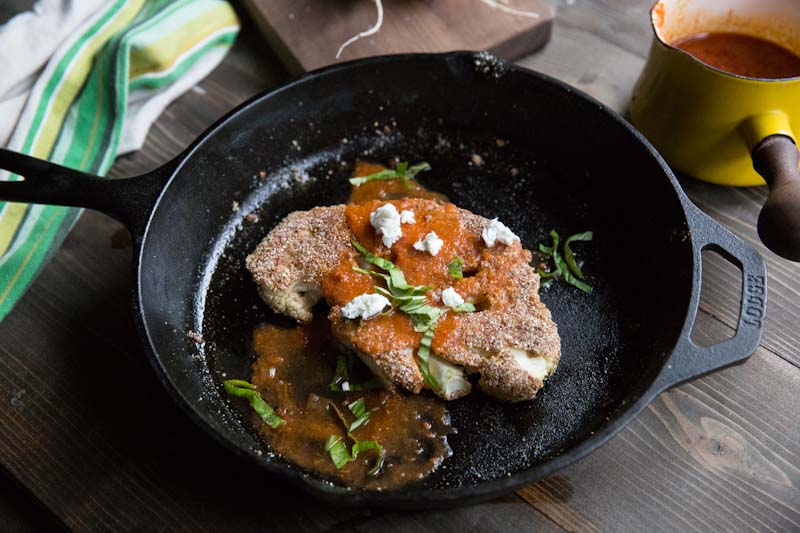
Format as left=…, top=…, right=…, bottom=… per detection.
left=0, top=0, right=239, bottom=321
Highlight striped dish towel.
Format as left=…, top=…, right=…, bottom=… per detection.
left=0, top=0, right=239, bottom=322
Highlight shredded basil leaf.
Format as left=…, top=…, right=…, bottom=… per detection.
left=564, top=231, right=593, bottom=279
left=324, top=435, right=352, bottom=469
left=329, top=354, right=383, bottom=392
left=539, top=230, right=560, bottom=255
left=223, top=379, right=285, bottom=429
left=554, top=250, right=593, bottom=294
left=351, top=240, right=452, bottom=393
left=326, top=399, right=384, bottom=475
left=536, top=266, right=561, bottom=279
left=329, top=355, right=350, bottom=390
left=447, top=257, right=464, bottom=279
left=352, top=239, right=440, bottom=331
left=537, top=230, right=594, bottom=294
left=417, top=325, right=440, bottom=390
left=347, top=398, right=375, bottom=433
left=353, top=440, right=385, bottom=476
left=324, top=435, right=385, bottom=476
left=452, top=302, right=476, bottom=313
left=349, top=161, right=431, bottom=186
left=352, top=240, right=398, bottom=273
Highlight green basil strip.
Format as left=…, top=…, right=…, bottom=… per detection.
left=348, top=398, right=368, bottom=419
left=324, top=435, right=353, bottom=469
left=326, top=399, right=384, bottom=475
left=329, top=354, right=383, bottom=392
left=349, top=162, right=431, bottom=186
left=404, top=162, right=432, bottom=179
left=352, top=440, right=385, bottom=477
left=564, top=231, right=593, bottom=279
left=329, top=354, right=351, bottom=390
left=349, top=170, right=398, bottom=186
left=447, top=257, right=464, bottom=279
left=538, top=230, right=559, bottom=255
left=417, top=325, right=440, bottom=391
left=352, top=239, right=449, bottom=393
left=352, top=240, right=396, bottom=271
left=537, top=229, right=593, bottom=294
left=536, top=266, right=561, bottom=279
left=223, top=379, right=285, bottom=429
left=553, top=250, right=593, bottom=294
left=410, top=307, right=446, bottom=332
left=452, top=302, right=476, bottom=313
left=352, top=265, right=390, bottom=283
left=324, top=436, right=384, bottom=475
left=347, top=398, right=375, bottom=433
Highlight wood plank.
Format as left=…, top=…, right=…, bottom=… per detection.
left=518, top=312, right=800, bottom=532
left=516, top=21, right=645, bottom=112
left=241, top=0, right=554, bottom=73
left=0, top=467, right=66, bottom=533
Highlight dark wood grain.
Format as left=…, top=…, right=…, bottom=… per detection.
left=519, top=313, right=800, bottom=532
left=240, top=0, right=554, bottom=73
left=1, top=1, right=799, bottom=531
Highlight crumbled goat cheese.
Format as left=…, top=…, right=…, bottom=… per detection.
left=400, top=210, right=416, bottom=224
left=482, top=218, right=519, bottom=247
left=413, top=231, right=443, bottom=256
left=342, top=293, right=391, bottom=320
left=370, top=203, right=402, bottom=248
left=441, top=287, right=465, bottom=308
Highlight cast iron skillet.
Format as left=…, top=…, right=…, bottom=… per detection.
left=0, top=52, right=767, bottom=507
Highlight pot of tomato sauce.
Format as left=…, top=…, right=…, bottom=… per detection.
left=630, top=0, right=800, bottom=261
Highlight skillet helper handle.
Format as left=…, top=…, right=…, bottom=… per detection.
left=0, top=148, right=166, bottom=235
left=656, top=211, right=766, bottom=391
left=752, top=135, right=800, bottom=262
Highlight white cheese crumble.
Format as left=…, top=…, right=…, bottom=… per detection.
left=399, top=210, right=416, bottom=224
left=342, top=293, right=390, bottom=320
left=370, top=203, right=402, bottom=248
left=482, top=218, right=519, bottom=247
left=413, top=231, right=444, bottom=256
left=441, top=287, right=465, bottom=308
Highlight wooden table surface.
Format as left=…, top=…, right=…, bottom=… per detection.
left=2, top=1, right=799, bottom=531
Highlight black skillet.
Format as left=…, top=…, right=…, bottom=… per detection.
left=0, top=52, right=767, bottom=508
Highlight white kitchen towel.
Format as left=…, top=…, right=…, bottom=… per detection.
left=0, top=0, right=239, bottom=321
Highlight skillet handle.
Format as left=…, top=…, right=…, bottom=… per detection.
left=655, top=207, right=767, bottom=391
left=0, top=148, right=170, bottom=237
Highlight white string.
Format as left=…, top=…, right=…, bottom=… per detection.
left=335, top=0, right=540, bottom=60
left=480, top=0, right=541, bottom=18
left=336, top=0, right=384, bottom=59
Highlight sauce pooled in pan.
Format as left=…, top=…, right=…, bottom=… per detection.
left=250, top=317, right=452, bottom=490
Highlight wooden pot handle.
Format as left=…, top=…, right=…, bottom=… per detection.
left=753, top=134, right=800, bottom=262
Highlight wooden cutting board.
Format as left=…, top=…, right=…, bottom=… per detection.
left=241, top=0, right=555, bottom=73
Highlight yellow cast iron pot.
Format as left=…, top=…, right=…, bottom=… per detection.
left=630, top=0, right=800, bottom=260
